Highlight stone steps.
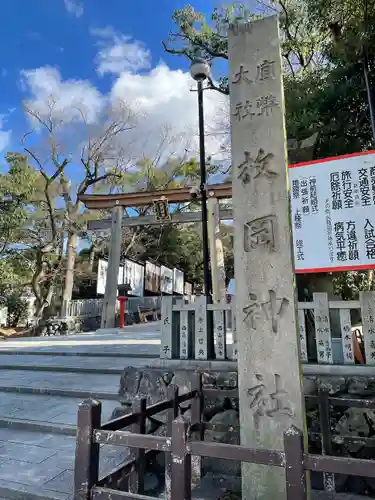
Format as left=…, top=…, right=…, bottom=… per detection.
left=0, top=331, right=151, bottom=499
left=0, top=352, right=157, bottom=374
left=0, top=392, right=120, bottom=433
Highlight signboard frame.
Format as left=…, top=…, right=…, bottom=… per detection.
left=97, top=258, right=108, bottom=295
left=123, top=258, right=145, bottom=297
left=153, top=197, right=171, bottom=222
left=289, top=149, right=375, bottom=274
left=161, top=265, right=173, bottom=295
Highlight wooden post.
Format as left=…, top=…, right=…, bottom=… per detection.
left=74, top=399, right=101, bottom=500
left=284, top=426, right=307, bottom=500
left=128, top=398, right=146, bottom=494
left=190, top=373, right=203, bottom=485
left=360, top=291, right=375, bottom=364
left=318, top=389, right=335, bottom=492
left=171, top=417, right=191, bottom=500
left=313, top=293, right=333, bottom=364
left=229, top=16, right=307, bottom=499
left=213, top=308, right=226, bottom=359
left=298, top=309, right=308, bottom=363
left=194, top=296, right=208, bottom=360
left=179, top=309, right=189, bottom=359
left=339, top=309, right=354, bottom=364
left=101, top=206, right=123, bottom=329
left=165, top=385, right=179, bottom=499
left=231, top=298, right=238, bottom=360
left=161, top=296, right=173, bottom=359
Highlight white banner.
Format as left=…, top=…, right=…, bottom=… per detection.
left=145, top=261, right=161, bottom=293
left=184, top=281, right=193, bottom=295
left=173, top=268, right=184, bottom=294
left=97, top=259, right=108, bottom=295
left=118, top=265, right=124, bottom=285
left=289, top=151, right=375, bottom=273
left=123, top=259, right=145, bottom=297
left=161, top=265, right=173, bottom=294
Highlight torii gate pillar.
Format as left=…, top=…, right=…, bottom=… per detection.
left=101, top=206, right=123, bottom=329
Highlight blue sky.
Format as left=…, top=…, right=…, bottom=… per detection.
left=0, top=0, right=233, bottom=161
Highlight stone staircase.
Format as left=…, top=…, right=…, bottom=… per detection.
left=0, top=328, right=160, bottom=500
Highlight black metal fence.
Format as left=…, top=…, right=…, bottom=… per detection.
left=74, top=374, right=375, bottom=500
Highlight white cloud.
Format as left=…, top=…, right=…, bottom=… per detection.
left=19, top=30, right=229, bottom=163
left=21, top=66, right=105, bottom=124
left=111, top=64, right=228, bottom=159
left=91, top=26, right=151, bottom=75
left=64, top=0, right=84, bottom=18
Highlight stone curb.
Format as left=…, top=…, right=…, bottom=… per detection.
left=0, top=351, right=159, bottom=358
left=0, top=386, right=119, bottom=400
left=0, top=477, right=70, bottom=500
left=0, top=418, right=76, bottom=436
left=0, top=365, right=125, bottom=375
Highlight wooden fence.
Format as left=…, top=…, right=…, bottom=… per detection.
left=161, top=291, right=375, bottom=364
left=67, top=297, right=162, bottom=318
left=67, top=299, right=104, bottom=318
left=161, top=296, right=237, bottom=361
left=74, top=374, right=375, bottom=500
left=67, top=296, right=194, bottom=319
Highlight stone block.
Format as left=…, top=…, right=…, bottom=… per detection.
left=204, top=410, right=240, bottom=476
left=118, top=368, right=172, bottom=405
left=347, top=377, right=375, bottom=396
left=317, top=376, right=347, bottom=395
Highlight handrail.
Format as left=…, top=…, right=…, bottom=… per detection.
left=75, top=375, right=375, bottom=500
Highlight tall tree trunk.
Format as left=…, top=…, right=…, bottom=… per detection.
left=34, top=284, right=54, bottom=320
left=61, top=231, right=78, bottom=316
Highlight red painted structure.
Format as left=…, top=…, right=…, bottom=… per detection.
left=117, top=296, right=128, bottom=328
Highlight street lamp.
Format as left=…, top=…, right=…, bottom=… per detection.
left=190, top=58, right=211, bottom=297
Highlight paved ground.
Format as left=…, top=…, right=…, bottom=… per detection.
left=0, top=429, right=130, bottom=500
left=0, top=323, right=163, bottom=499
left=0, top=393, right=119, bottom=426
left=0, top=324, right=162, bottom=356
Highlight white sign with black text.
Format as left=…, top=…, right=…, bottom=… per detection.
left=123, top=259, right=145, bottom=297
left=118, top=265, right=124, bottom=285
left=173, top=268, right=184, bottom=295
left=289, top=151, right=375, bottom=273
left=97, top=259, right=108, bottom=295
left=161, top=266, right=173, bottom=294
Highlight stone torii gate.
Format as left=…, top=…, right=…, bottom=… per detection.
left=79, top=183, right=232, bottom=329
left=79, top=124, right=316, bottom=331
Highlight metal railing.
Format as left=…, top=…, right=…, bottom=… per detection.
left=74, top=375, right=375, bottom=500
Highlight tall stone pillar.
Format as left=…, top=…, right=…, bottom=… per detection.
left=101, top=206, right=123, bottom=329
left=229, top=17, right=307, bottom=499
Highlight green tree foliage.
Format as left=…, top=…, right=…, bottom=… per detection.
left=163, top=2, right=324, bottom=94
left=163, top=2, right=375, bottom=158
left=163, top=1, right=375, bottom=295
left=0, top=153, right=67, bottom=317
left=4, top=293, right=29, bottom=328
left=0, top=154, right=38, bottom=256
